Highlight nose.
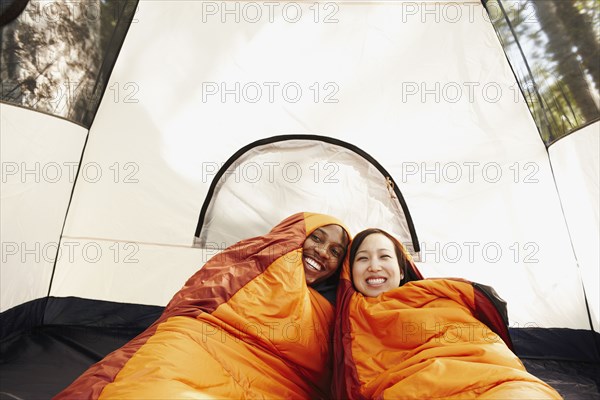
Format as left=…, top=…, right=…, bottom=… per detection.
left=315, top=244, right=329, bottom=259
left=367, top=261, right=382, bottom=272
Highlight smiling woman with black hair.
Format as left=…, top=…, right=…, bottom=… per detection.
left=333, top=228, right=562, bottom=400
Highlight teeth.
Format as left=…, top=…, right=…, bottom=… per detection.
left=367, top=278, right=386, bottom=285
left=305, top=257, right=322, bottom=271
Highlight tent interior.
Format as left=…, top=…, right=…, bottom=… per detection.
left=1, top=0, right=599, bottom=398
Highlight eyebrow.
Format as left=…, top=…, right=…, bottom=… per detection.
left=356, top=248, right=393, bottom=254
left=315, top=228, right=348, bottom=248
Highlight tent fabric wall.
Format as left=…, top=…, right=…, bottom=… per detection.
left=51, top=1, right=591, bottom=329
left=1, top=1, right=599, bottom=398
left=49, top=241, right=210, bottom=307
left=549, top=121, right=600, bottom=332
left=61, top=0, right=528, bottom=247
left=0, top=104, right=87, bottom=312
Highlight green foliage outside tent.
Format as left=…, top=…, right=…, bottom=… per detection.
left=487, top=0, right=599, bottom=145
left=0, top=0, right=137, bottom=128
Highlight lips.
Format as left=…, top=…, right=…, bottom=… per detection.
left=304, top=256, right=324, bottom=272
left=366, top=277, right=387, bottom=285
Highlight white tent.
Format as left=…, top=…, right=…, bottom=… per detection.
left=1, top=0, right=599, bottom=398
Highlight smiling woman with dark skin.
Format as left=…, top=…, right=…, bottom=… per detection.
left=57, top=212, right=353, bottom=399
left=302, top=224, right=349, bottom=287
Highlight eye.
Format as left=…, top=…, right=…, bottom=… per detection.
left=381, top=254, right=391, bottom=259
left=356, top=256, right=367, bottom=261
left=331, top=248, right=341, bottom=257
left=310, top=234, right=322, bottom=242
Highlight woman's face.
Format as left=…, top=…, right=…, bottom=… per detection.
left=352, top=233, right=403, bottom=297
left=302, top=224, right=348, bottom=286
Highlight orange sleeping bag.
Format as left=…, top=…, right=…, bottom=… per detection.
left=333, top=261, right=563, bottom=399
left=55, top=212, right=348, bottom=399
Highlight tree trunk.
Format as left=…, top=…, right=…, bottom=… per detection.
left=534, top=0, right=599, bottom=125
left=553, top=0, right=599, bottom=94
left=0, top=0, right=101, bottom=125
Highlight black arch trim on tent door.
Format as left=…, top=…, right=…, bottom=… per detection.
left=194, top=134, right=421, bottom=254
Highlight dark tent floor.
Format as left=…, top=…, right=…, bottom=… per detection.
left=1, top=299, right=599, bottom=399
